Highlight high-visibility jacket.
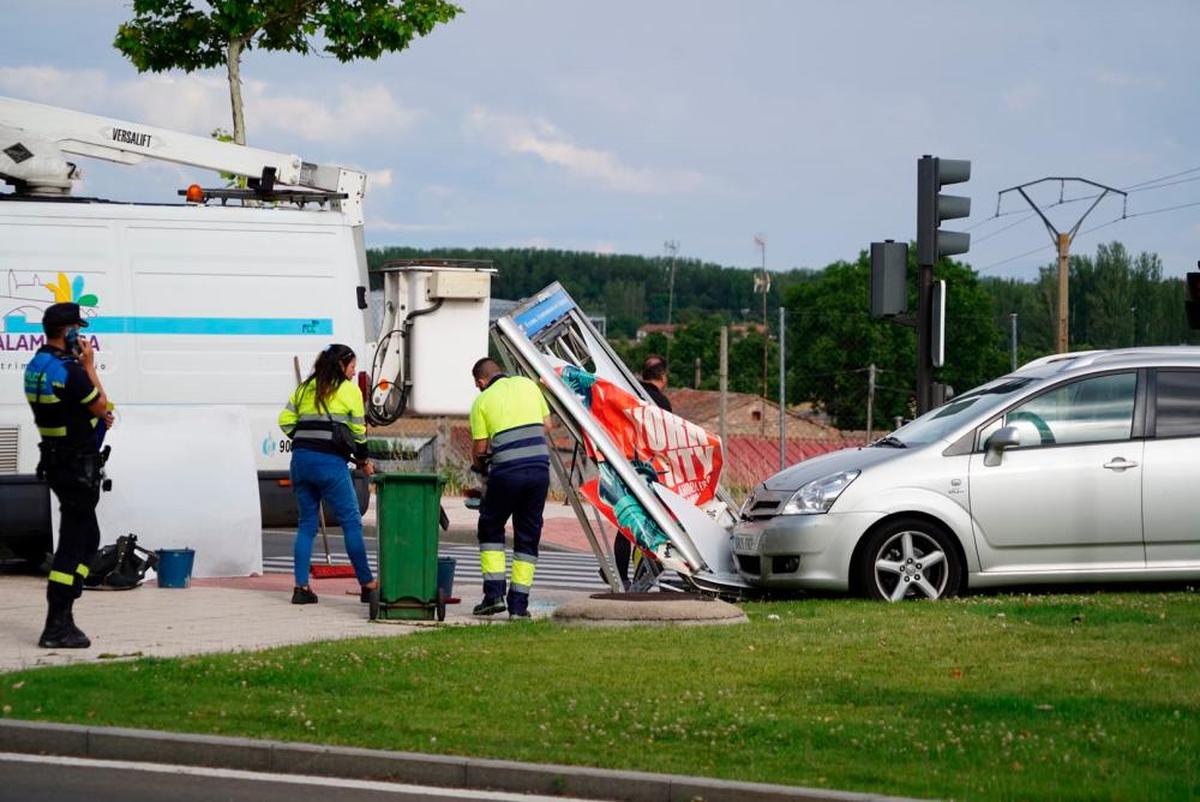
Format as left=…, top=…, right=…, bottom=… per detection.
left=24, top=345, right=100, bottom=450
left=278, top=379, right=367, bottom=461
left=469, top=374, right=550, bottom=475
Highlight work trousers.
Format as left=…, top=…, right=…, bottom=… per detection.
left=477, top=465, right=550, bottom=616
left=44, top=459, right=102, bottom=605
left=290, top=448, right=373, bottom=587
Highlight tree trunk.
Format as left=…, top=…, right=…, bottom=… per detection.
left=226, top=38, right=247, bottom=146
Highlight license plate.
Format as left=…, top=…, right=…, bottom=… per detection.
left=734, top=532, right=760, bottom=553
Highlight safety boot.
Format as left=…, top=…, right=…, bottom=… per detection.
left=38, top=600, right=90, bottom=649
left=472, top=596, right=506, bottom=616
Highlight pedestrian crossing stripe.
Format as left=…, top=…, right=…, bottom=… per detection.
left=263, top=545, right=607, bottom=590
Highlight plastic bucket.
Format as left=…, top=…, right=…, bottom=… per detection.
left=437, top=556, right=456, bottom=600
left=156, top=548, right=195, bottom=589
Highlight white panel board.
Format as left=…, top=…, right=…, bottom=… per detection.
left=95, top=405, right=262, bottom=577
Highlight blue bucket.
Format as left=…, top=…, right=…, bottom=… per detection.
left=156, top=548, right=195, bottom=589
left=437, top=556, right=456, bottom=600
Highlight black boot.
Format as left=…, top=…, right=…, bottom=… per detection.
left=38, top=593, right=90, bottom=649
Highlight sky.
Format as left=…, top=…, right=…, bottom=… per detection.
left=2, top=1, right=1199, bottom=280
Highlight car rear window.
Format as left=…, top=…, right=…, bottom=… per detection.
left=1155, top=370, right=1200, bottom=438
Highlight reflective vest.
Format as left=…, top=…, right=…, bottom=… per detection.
left=278, top=379, right=367, bottom=460
left=24, top=345, right=100, bottom=450
left=469, top=375, right=550, bottom=474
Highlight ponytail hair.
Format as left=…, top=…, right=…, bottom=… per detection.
left=304, top=344, right=357, bottom=412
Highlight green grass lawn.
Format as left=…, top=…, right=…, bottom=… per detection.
left=3, top=592, right=1199, bottom=801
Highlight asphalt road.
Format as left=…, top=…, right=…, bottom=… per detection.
left=0, top=753, right=604, bottom=802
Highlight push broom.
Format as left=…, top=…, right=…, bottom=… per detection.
left=293, top=356, right=359, bottom=580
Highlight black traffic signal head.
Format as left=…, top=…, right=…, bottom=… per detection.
left=870, top=240, right=908, bottom=318
left=917, top=155, right=971, bottom=265
left=1186, top=268, right=1200, bottom=329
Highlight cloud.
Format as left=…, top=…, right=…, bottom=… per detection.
left=1001, top=82, right=1043, bottom=113
left=366, top=168, right=393, bottom=189
left=467, top=107, right=705, bottom=195
left=365, top=218, right=454, bottom=233
left=1095, top=68, right=1163, bottom=91
left=0, top=66, right=419, bottom=144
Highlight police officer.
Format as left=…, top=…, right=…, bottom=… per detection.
left=468, top=358, right=551, bottom=619
left=25, top=302, right=113, bottom=649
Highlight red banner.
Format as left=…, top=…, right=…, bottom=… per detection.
left=557, top=366, right=723, bottom=556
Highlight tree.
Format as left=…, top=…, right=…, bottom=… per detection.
left=115, top=0, right=461, bottom=145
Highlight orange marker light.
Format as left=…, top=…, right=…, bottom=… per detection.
left=184, top=184, right=205, bottom=203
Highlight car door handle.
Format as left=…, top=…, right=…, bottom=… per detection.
left=1102, top=458, right=1138, bottom=471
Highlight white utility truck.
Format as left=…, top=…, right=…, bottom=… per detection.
left=0, top=96, right=490, bottom=567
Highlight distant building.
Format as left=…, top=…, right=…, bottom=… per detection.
left=636, top=323, right=678, bottom=341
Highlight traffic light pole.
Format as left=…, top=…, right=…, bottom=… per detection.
left=916, top=261, right=933, bottom=414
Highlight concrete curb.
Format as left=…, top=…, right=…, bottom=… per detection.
left=0, top=718, right=928, bottom=802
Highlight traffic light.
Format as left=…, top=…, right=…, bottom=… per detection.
left=870, top=240, right=908, bottom=318
left=1187, top=267, right=1200, bottom=329
left=917, top=155, right=971, bottom=265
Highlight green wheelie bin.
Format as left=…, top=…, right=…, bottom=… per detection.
left=370, top=472, right=446, bottom=621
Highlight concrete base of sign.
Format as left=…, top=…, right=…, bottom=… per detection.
left=551, top=592, right=748, bottom=627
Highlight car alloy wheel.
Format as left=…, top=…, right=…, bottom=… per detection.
left=858, top=518, right=963, bottom=602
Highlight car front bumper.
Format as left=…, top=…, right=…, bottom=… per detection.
left=731, top=510, right=880, bottom=590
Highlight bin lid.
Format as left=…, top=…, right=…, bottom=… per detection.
left=371, top=472, right=445, bottom=485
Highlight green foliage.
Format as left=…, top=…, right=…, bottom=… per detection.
left=785, top=248, right=1007, bottom=429
left=369, top=245, right=812, bottom=341
left=114, top=0, right=462, bottom=71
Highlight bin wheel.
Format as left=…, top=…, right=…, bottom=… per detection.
left=436, top=588, right=447, bottom=622
left=368, top=594, right=380, bottom=621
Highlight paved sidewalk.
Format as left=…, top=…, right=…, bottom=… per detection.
left=0, top=573, right=590, bottom=674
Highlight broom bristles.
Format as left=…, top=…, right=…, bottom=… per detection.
left=310, top=563, right=358, bottom=578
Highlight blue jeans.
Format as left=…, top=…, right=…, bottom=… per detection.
left=290, top=448, right=372, bottom=587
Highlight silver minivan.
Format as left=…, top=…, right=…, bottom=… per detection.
left=732, top=347, right=1200, bottom=600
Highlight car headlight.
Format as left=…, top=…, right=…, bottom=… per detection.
left=780, top=470, right=859, bottom=515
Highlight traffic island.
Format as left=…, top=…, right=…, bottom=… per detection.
left=552, top=592, right=748, bottom=627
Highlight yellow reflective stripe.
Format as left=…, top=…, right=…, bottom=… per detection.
left=48, top=570, right=75, bottom=586
left=75, top=563, right=90, bottom=579
left=38, top=426, right=67, bottom=437
left=480, top=550, right=506, bottom=575
left=25, top=392, right=60, bottom=404
left=511, top=558, right=536, bottom=588
left=80, top=387, right=99, bottom=405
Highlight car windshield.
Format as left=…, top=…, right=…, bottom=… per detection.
left=881, top=377, right=1037, bottom=446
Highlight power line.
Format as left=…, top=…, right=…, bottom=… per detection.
left=972, top=212, right=1038, bottom=245
left=1123, top=165, right=1200, bottom=190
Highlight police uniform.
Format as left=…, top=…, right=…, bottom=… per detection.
left=278, top=374, right=374, bottom=594
left=24, top=302, right=105, bottom=649
left=469, top=374, right=551, bottom=617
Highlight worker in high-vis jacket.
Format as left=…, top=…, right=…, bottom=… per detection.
left=278, top=343, right=377, bottom=607
left=468, top=357, right=552, bottom=619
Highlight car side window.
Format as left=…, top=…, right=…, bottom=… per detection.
left=1155, top=370, right=1200, bottom=438
left=1000, top=372, right=1137, bottom=448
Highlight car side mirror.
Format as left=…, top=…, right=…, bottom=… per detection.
left=983, top=425, right=1021, bottom=467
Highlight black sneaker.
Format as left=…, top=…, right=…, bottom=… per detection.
left=472, top=597, right=506, bottom=616
left=360, top=585, right=379, bottom=604
left=291, top=586, right=318, bottom=605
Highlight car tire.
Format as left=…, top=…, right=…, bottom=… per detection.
left=856, top=518, right=963, bottom=602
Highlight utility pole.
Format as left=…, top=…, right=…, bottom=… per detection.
left=719, top=326, right=729, bottom=449
left=997, top=178, right=1127, bottom=354
left=753, top=233, right=769, bottom=435
left=664, top=240, right=679, bottom=362
left=778, top=306, right=786, bottom=471
left=1009, top=312, right=1018, bottom=371
left=866, top=363, right=877, bottom=441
